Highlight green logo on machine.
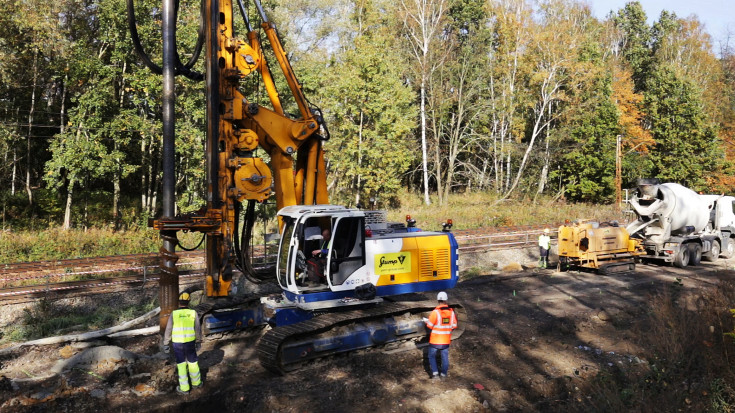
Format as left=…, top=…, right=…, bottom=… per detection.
left=375, top=252, right=412, bottom=275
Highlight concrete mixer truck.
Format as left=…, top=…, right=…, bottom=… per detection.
left=626, top=179, right=735, bottom=267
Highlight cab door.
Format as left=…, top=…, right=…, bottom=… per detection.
left=276, top=218, right=297, bottom=290
left=326, top=216, right=365, bottom=286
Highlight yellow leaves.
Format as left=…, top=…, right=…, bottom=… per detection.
left=611, top=67, right=653, bottom=152
left=706, top=173, right=735, bottom=195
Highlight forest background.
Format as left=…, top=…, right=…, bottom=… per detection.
left=1, top=0, right=734, bottom=257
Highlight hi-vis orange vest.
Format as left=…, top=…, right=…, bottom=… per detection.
left=426, top=304, right=458, bottom=345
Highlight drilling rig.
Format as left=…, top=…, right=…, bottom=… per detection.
left=128, top=0, right=464, bottom=373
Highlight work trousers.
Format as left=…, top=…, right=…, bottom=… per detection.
left=173, top=341, right=201, bottom=391
left=428, top=344, right=450, bottom=376
left=539, top=247, right=549, bottom=268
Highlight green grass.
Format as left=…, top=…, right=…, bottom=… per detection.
left=1, top=190, right=620, bottom=263
left=0, top=227, right=204, bottom=264
left=386, top=191, right=622, bottom=231
left=1, top=298, right=158, bottom=344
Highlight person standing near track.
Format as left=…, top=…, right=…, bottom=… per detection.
left=163, top=292, right=203, bottom=394
left=538, top=228, right=551, bottom=269
left=424, top=291, right=458, bottom=380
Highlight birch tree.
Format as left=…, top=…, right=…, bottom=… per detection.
left=503, top=0, right=592, bottom=198
left=400, top=0, right=448, bottom=205
left=484, top=0, right=532, bottom=194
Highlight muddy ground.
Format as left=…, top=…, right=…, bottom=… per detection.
left=1, top=250, right=734, bottom=412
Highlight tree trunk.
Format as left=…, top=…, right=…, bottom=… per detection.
left=505, top=153, right=511, bottom=191
left=504, top=71, right=558, bottom=198
left=535, top=103, right=552, bottom=201
left=113, top=62, right=127, bottom=229
left=63, top=174, right=76, bottom=230
left=141, top=133, right=148, bottom=213
left=443, top=113, right=456, bottom=202
left=0, top=307, right=160, bottom=356
left=420, top=75, right=431, bottom=205
left=479, top=157, right=488, bottom=190
left=25, top=48, right=39, bottom=206
left=355, top=110, right=363, bottom=206
left=490, top=74, right=499, bottom=192
left=60, top=74, right=67, bottom=134
left=400, top=0, right=446, bottom=205
left=113, top=150, right=121, bottom=227
left=11, top=147, right=17, bottom=195
left=144, top=133, right=159, bottom=215
left=63, top=121, right=86, bottom=230
left=431, top=94, right=443, bottom=205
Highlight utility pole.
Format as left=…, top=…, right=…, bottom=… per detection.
left=615, top=135, right=622, bottom=210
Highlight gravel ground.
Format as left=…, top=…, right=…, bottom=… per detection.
left=1, top=249, right=733, bottom=412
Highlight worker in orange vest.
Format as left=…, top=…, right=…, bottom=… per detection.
left=424, top=291, right=458, bottom=379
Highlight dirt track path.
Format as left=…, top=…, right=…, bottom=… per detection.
left=2, top=258, right=734, bottom=412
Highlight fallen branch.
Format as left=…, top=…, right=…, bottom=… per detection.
left=0, top=307, right=160, bottom=357
left=107, top=326, right=159, bottom=338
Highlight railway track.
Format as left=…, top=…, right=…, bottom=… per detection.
left=0, top=224, right=570, bottom=303
left=0, top=251, right=205, bottom=304
left=0, top=270, right=206, bottom=305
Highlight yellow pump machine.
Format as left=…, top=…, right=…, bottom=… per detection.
left=557, top=220, right=643, bottom=274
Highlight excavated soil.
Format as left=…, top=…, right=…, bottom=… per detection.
left=1, top=250, right=734, bottom=412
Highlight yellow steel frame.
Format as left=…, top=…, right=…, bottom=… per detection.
left=204, top=0, right=329, bottom=296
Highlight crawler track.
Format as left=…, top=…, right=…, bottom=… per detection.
left=257, top=299, right=467, bottom=374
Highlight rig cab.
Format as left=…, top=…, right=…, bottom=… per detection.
left=275, top=205, right=459, bottom=305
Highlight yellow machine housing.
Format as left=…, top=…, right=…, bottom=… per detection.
left=557, top=220, right=642, bottom=273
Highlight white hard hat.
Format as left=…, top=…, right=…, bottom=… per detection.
left=437, top=291, right=448, bottom=301
left=544, top=228, right=550, bottom=234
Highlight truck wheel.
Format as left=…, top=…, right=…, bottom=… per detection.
left=723, top=238, right=735, bottom=259
left=559, top=257, right=569, bottom=272
left=674, top=247, right=690, bottom=268
left=704, top=241, right=720, bottom=262
left=688, top=243, right=702, bottom=266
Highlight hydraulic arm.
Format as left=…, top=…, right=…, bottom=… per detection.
left=150, top=0, right=329, bottom=297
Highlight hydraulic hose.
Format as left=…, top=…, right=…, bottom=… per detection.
left=234, top=201, right=273, bottom=283
left=126, top=0, right=205, bottom=81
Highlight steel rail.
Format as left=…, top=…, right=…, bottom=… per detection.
left=0, top=260, right=204, bottom=283
left=0, top=271, right=205, bottom=304
left=0, top=225, right=566, bottom=303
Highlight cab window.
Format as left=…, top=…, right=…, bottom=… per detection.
left=277, top=218, right=295, bottom=288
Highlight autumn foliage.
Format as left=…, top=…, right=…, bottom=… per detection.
left=612, top=67, right=653, bottom=153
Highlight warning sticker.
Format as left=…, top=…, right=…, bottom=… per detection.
left=375, top=252, right=412, bottom=275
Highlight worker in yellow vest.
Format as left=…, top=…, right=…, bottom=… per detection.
left=538, top=228, right=551, bottom=269
left=163, top=292, right=203, bottom=394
